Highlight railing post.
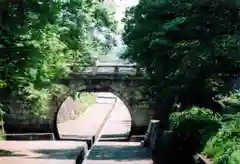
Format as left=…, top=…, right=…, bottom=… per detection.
left=92, top=58, right=98, bottom=75
left=136, top=66, right=141, bottom=76
left=92, top=66, right=97, bottom=75
left=114, top=66, right=119, bottom=73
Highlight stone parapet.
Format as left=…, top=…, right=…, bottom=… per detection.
left=141, top=119, right=160, bottom=150
left=142, top=120, right=212, bottom=164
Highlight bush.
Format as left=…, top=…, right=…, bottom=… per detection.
left=216, top=92, right=240, bottom=114
left=169, top=106, right=221, bottom=130
left=169, top=107, right=221, bottom=154
left=74, top=92, right=97, bottom=116
left=202, top=113, right=240, bottom=164
left=152, top=107, right=221, bottom=164
left=19, top=84, right=69, bottom=119
left=167, top=106, right=240, bottom=164
left=57, top=92, right=97, bottom=123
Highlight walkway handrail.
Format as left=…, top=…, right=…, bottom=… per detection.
left=71, top=64, right=142, bottom=75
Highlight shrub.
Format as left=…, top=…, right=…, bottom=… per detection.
left=169, top=107, right=221, bottom=154
left=169, top=106, right=221, bottom=130
left=202, top=112, right=240, bottom=164
left=152, top=107, right=221, bottom=164
left=168, top=106, right=240, bottom=164
left=215, top=92, right=240, bottom=114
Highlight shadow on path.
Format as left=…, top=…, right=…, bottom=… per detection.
left=87, top=144, right=151, bottom=161
left=0, top=147, right=82, bottom=160
left=0, top=149, right=26, bottom=157
left=32, top=148, right=81, bottom=160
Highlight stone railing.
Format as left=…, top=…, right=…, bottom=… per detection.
left=141, top=120, right=212, bottom=164
left=141, top=119, right=160, bottom=150
left=71, top=64, right=144, bottom=76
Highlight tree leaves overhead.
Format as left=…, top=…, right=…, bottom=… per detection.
left=0, top=0, right=117, bottom=116
left=122, top=0, right=240, bottom=117
left=0, top=0, right=116, bottom=89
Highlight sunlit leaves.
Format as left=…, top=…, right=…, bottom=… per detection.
left=0, top=0, right=117, bottom=117
left=122, top=0, right=240, bottom=113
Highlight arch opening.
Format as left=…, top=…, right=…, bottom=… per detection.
left=53, top=87, right=133, bottom=141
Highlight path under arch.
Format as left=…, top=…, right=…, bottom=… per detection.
left=57, top=92, right=132, bottom=141
left=97, top=92, right=132, bottom=141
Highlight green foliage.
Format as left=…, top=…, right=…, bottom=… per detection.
left=57, top=92, right=96, bottom=122
left=73, top=92, right=97, bottom=117
left=215, top=92, right=240, bottom=113
left=152, top=107, right=220, bottom=164
left=0, top=0, right=117, bottom=121
left=169, top=107, right=221, bottom=153
left=202, top=113, right=240, bottom=164
left=122, top=0, right=240, bottom=162
left=168, top=106, right=240, bottom=164
left=169, top=107, right=221, bottom=130
left=122, top=0, right=240, bottom=118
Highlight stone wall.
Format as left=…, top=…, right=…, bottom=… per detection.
left=3, top=72, right=152, bottom=137
left=67, top=74, right=153, bottom=134
left=3, top=88, right=70, bottom=134
left=3, top=96, right=50, bottom=133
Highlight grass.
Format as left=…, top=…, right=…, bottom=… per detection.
left=75, top=92, right=96, bottom=112
left=57, top=91, right=97, bottom=123
left=70, top=92, right=96, bottom=119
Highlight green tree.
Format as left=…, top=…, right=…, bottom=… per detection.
left=122, top=0, right=240, bottom=127
left=0, top=0, right=117, bottom=118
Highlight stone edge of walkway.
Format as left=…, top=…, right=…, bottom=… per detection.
left=2, top=98, right=116, bottom=163
left=0, top=141, right=89, bottom=164
left=4, top=133, right=55, bottom=140
left=57, top=100, right=116, bottom=151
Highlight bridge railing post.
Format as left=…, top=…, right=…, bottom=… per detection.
left=136, top=66, right=141, bottom=76
left=114, top=66, right=119, bottom=74
left=91, top=58, right=98, bottom=75
left=92, top=65, right=97, bottom=75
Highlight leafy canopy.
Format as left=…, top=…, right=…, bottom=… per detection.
left=0, top=0, right=117, bottom=117
left=122, top=0, right=240, bottom=114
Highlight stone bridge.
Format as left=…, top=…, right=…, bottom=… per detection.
left=59, top=64, right=153, bottom=135
left=3, top=64, right=154, bottom=139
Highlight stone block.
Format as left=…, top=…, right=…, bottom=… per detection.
left=5, top=133, right=55, bottom=140
left=142, top=119, right=160, bottom=150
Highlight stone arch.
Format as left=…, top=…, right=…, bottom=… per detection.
left=52, top=85, right=134, bottom=140
left=51, top=92, right=71, bottom=140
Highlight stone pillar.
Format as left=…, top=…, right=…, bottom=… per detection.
left=136, top=66, right=141, bottom=76
left=0, top=109, right=4, bottom=135
left=92, top=57, right=98, bottom=75
left=142, top=120, right=160, bottom=150
left=114, top=66, right=119, bottom=73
